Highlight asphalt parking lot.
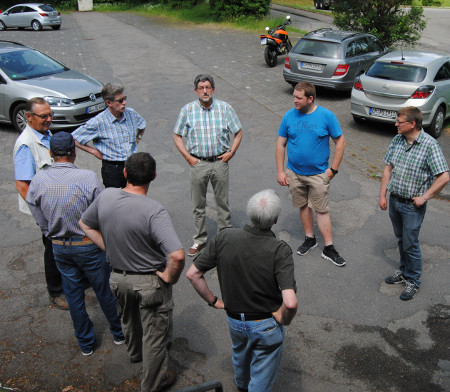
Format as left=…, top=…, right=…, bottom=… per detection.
left=0, top=11, right=449, bottom=392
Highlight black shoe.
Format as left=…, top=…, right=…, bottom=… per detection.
left=297, top=236, right=317, bottom=255
left=321, top=245, right=346, bottom=267
left=385, top=270, right=406, bottom=285
left=400, top=281, right=419, bottom=301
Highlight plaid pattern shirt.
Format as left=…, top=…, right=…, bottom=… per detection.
left=72, top=107, right=146, bottom=161
left=26, top=162, right=104, bottom=237
left=173, top=98, right=242, bottom=157
left=384, top=130, right=449, bottom=198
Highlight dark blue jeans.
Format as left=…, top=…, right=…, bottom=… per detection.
left=389, top=195, right=427, bottom=287
left=52, top=240, right=123, bottom=350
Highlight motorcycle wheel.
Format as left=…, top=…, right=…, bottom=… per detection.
left=264, top=46, right=278, bottom=67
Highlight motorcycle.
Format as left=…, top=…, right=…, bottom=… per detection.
left=260, top=15, right=292, bottom=67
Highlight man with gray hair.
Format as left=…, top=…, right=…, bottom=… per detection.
left=72, top=82, right=146, bottom=188
left=174, top=74, right=242, bottom=257
left=187, top=189, right=298, bottom=391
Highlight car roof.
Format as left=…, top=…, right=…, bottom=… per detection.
left=303, top=29, right=367, bottom=43
left=6, top=3, right=47, bottom=7
left=376, top=50, right=449, bottom=67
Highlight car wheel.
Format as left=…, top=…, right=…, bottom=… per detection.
left=318, top=0, right=324, bottom=9
left=0, top=21, right=6, bottom=31
left=426, top=106, right=444, bottom=138
left=51, top=25, right=61, bottom=30
left=31, top=20, right=42, bottom=31
left=314, top=0, right=319, bottom=8
left=12, top=103, right=28, bottom=132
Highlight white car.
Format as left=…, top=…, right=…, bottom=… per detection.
left=0, top=3, right=61, bottom=31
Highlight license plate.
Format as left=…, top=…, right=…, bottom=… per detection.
left=86, top=102, right=105, bottom=114
left=369, top=107, right=396, bottom=119
left=260, top=38, right=267, bottom=45
left=299, top=62, right=323, bottom=71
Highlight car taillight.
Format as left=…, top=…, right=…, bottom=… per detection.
left=333, top=64, right=349, bottom=76
left=39, top=13, right=48, bottom=16
left=353, top=78, right=363, bottom=91
left=57, top=12, right=60, bottom=15
left=284, top=56, right=291, bottom=70
left=411, top=85, right=435, bottom=99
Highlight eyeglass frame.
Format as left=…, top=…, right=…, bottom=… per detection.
left=31, top=111, right=54, bottom=119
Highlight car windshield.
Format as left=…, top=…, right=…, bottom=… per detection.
left=39, top=5, right=57, bottom=12
left=291, top=39, right=340, bottom=59
left=366, top=62, right=427, bottom=82
left=0, top=49, right=67, bottom=80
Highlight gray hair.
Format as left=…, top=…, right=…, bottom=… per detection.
left=26, top=97, right=48, bottom=113
left=194, top=74, right=215, bottom=90
left=247, top=189, right=282, bottom=230
left=102, top=83, right=124, bottom=102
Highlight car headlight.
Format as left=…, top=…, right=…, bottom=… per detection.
left=43, top=96, right=75, bottom=107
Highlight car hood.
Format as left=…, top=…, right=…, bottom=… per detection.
left=11, top=69, right=103, bottom=99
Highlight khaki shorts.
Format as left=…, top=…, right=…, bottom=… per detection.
left=286, top=168, right=330, bottom=212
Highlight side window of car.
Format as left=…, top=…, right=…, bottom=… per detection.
left=346, top=41, right=359, bottom=58
left=346, top=39, right=368, bottom=57
left=434, top=61, right=450, bottom=82
left=366, top=36, right=384, bottom=53
left=22, top=7, right=35, bottom=13
left=9, top=6, right=24, bottom=14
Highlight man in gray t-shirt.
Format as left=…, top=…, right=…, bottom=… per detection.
left=80, top=152, right=185, bottom=392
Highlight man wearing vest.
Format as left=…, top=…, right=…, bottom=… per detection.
left=13, top=97, right=68, bottom=310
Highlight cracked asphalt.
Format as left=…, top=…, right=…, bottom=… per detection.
left=0, top=10, right=449, bottom=392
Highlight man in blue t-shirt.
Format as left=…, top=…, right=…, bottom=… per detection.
left=276, top=82, right=347, bottom=267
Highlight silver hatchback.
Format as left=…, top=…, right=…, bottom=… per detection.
left=0, top=41, right=105, bottom=132
left=283, top=29, right=389, bottom=91
left=351, top=50, right=450, bottom=138
left=0, top=3, right=61, bottom=31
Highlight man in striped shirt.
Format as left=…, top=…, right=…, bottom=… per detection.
left=72, top=83, right=146, bottom=188
left=173, top=74, right=243, bottom=256
left=379, top=106, right=449, bottom=301
left=26, top=132, right=124, bottom=356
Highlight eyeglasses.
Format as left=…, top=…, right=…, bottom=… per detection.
left=32, top=111, right=54, bottom=119
left=112, top=96, right=127, bottom=103
left=197, top=86, right=213, bottom=91
left=396, top=120, right=411, bottom=124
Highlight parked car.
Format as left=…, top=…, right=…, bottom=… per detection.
left=351, top=50, right=450, bottom=138
left=0, top=3, right=61, bottom=31
left=283, top=29, right=389, bottom=91
left=0, top=41, right=105, bottom=132
left=314, top=0, right=333, bottom=10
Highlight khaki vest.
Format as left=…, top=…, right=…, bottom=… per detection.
left=13, top=125, right=53, bottom=214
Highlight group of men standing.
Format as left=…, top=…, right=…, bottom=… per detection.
left=12, top=73, right=449, bottom=391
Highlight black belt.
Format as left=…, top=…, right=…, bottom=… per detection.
left=102, top=160, right=125, bottom=166
left=112, top=268, right=155, bottom=276
left=191, top=154, right=221, bottom=162
left=390, top=193, right=414, bottom=204
left=226, top=311, right=273, bottom=321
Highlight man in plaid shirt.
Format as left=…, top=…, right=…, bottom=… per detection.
left=379, top=106, right=449, bottom=301
left=173, top=74, right=242, bottom=257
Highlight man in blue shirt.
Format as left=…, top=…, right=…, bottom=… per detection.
left=13, top=97, right=67, bottom=310
left=72, top=83, right=146, bottom=188
left=276, top=82, right=347, bottom=267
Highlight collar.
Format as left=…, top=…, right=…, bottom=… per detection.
left=52, top=162, right=77, bottom=169
left=401, top=129, right=424, bottom=145
left=243, top=224, right=276, bottom=238
left=29, top=127, right=51, bottom=141
left=106, top=108, right=126, bottom=123
left=197, top=98, right=214, bottom=111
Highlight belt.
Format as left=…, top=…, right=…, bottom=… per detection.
left=226, top=311, right=273, bottom=321
left=191, top=154, right=222, bottom=163
left=112, top=268, right=156, bottom=276
left=390, top=193, right=414, bottom=204
left=102, top=160, right=125, bottom=166
left=52, top=236, right=94, bottom=246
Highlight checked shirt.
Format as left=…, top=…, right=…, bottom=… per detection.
left=173, top=98, right=241, bottom=158
left=384, top=130, right=449, bottom=198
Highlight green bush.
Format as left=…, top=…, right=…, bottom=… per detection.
left=211, top=0, right=270, bottom=21
left=166, top=0, right=203, bottom=9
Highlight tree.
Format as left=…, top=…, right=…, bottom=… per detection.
left=211, top=0, right=270, bottom=21
left=332, top=0, right=426, bottom=47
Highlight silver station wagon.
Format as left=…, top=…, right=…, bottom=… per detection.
left=351, top=50, right=450, bottom=138
left=0, top=41, right=105, bottom=132
left=0, top=3, right=61, bottom=31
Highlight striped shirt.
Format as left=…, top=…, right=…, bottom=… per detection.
left=26, top=162, right=104, bottom=237
left=384, top=130, right=449, bottom=198
left=72, top=107, right=146, bottom=161
left=173, top=98, right=242, bottom=157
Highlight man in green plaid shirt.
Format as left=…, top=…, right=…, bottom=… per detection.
left=379, top=106, right=449, bottom=301
left=173, top=74, right=242, bottom=257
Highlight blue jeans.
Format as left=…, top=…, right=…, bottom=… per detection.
left=227, top=315, right=285, bottom=392
left=52, top=240, right=123, bottom=350
left=389, top=195, right=427, bottom=287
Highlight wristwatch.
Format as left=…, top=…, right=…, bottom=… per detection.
left=137, top=134, right=142, bottom=140
left=330, top=167, right=338, bottom=175
left=208, top=295, right=218, bottom=307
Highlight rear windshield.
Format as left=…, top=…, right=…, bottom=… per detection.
left=0, top=49, right=67, bottom=80
left=38, top=5, right=56, bottom=12
left=291, top=39, right=340, bottom=59
left=366, top=62, right=427, bottom=82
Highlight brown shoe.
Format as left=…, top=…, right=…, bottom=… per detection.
left=188, top=243, right=205, bottom=257
left=156, top=370, right=177, bottom=391
left=51, top=295, right=69, bottom=310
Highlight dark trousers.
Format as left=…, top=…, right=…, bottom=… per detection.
left=42, top=235, right=63, bottom=297
left=101, top=160, right=126, bottom=188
